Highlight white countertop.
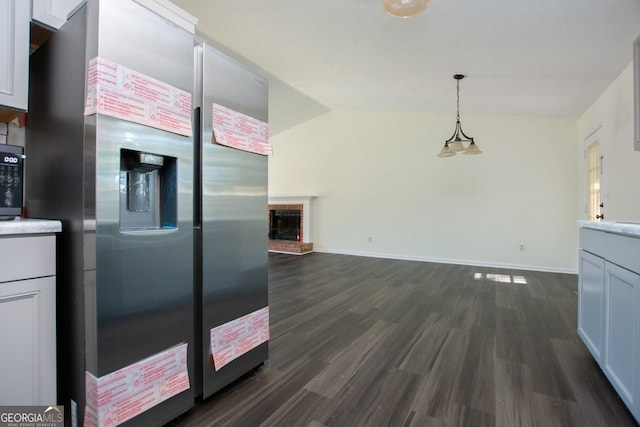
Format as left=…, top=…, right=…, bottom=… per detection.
left=577, top=220, right=640, bottom=238
left=0, top=218, right=62, bottom=236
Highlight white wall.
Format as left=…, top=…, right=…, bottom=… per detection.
left=270, top=110, right=579, bottom=272
left=578, top=63, right=640, bottom=221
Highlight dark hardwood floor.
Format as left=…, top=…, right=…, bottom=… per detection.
left=172, top=252, right=637, bottom=426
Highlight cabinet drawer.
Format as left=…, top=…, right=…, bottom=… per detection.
left=580, top=228, right=640, bottom=274
left=0, top=235, right=56, bottom=283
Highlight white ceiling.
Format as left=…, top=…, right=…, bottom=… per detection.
left=173, top=0, right=640, bottom=130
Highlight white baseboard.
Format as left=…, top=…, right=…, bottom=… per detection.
left=311, top=247, right=578, bottom=275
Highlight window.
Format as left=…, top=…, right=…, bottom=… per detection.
left=586, top=141, right=602, bottom=221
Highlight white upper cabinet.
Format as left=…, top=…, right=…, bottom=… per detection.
left=0, top=0, right=29, bottom=112
left=32, top=0, right=86, bottom=30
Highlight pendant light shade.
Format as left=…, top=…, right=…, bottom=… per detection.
left=448, top=139, right=465, bottom=152
left=437, top=143, right=455, bottom=158
left=438, top=74, right=482, bottom=158
left=463, top=141, right=482, bottom=155
left=382, top=0, right=432, bottom=18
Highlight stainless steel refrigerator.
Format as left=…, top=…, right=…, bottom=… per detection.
left=193, top=43, right=269, bottom=399
left=26, top=1, right=196, bottom=425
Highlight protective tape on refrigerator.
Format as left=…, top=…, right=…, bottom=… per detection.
left=212, top=103, right=272, bottom=155
left=84, top=57, right=192, bottom=137
left=210, top=306, right=270, bottom=370
left=83, top=343, right=189, bottom=427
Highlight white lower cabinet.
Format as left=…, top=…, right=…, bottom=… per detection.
left=0, top=234, right=57, bottom=405
left=603, top=261, right=640, bottom=411
left=0, top=277, right=56, bottom=404
left=578, top=227, right=640, bottom=424
left=578, top=250, right=605, bottom=361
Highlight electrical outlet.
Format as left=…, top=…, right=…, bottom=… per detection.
left=368, top=236, right=373, bottom=243
left=519, top=244, right=525, bottom=252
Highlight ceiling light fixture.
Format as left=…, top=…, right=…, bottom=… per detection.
left=382, top=0, right=432, bottom=18
left=438, top=74, right=482, bottom=158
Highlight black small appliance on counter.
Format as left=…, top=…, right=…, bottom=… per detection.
left=0, top=144, right=24, bottom=220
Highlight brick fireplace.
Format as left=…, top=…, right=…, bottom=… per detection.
left=268, top=196, right=315, bottom=255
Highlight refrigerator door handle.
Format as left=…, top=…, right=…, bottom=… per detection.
left=193, top=106, right=202, bottom=229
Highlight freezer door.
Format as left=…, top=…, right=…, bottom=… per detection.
left=198, top=44, right=269, bottom=399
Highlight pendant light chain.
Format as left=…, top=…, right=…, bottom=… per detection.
left=456, top=78, right=461, bottom=122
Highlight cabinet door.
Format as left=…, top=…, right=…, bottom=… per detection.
left=32, top=0, right=85, bottom=29
left=0, top=277, right=56, bottom=405
left=603, top=261, right=640, bottom=411
left=578, top=250, right=606, bottom=362
left=0, top=0, right=29, bottom=110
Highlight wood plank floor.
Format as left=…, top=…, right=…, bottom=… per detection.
left=170, top=253, right=637, bottom=427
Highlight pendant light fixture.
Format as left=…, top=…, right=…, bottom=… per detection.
left=438, top=74, right=482, bottom=158
left=382, top=0, right=432, bottom=18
